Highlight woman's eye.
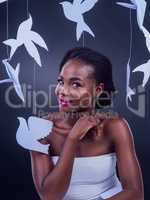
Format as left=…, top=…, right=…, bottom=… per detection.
left=72, top=82, right=81, bottom=88
left=57, top=79, right=63, bottom=85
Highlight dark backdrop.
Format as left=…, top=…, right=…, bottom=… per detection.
left=0, top=0, right=149, bottom=199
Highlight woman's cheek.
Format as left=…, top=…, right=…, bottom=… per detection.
left=55, top=85, right=59, bottom=96
left=80, top=92, right=93, bottom=108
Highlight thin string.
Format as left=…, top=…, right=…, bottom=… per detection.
left=82, top=32, right=85, bottom=47
left=27, top=0, right=36, bottom=115
left=27, top=0, right=29, bottom=18
left=129, top=9, right=133, bottom=61
left=33, top=62, right=37, bottom=115
left=6, top=0, right=9, bottom=58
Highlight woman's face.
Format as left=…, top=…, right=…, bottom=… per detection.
left=55, top=59, right=102, bottom=112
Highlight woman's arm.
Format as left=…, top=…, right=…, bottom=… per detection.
left=30, top=136, right=78, bottom=200
left=30, top=115, right=99, bottom=200
left=103, top=117, right=144, bottom=200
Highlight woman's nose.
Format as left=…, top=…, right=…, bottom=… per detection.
left=59, top=85, right=70, bottom=96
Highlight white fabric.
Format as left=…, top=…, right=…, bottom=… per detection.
left=52, top=153, right=123, bottom=200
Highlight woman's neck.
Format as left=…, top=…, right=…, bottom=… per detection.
left=60, top=108, right=96, bottom=128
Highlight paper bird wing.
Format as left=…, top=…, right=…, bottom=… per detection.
left=3, top=39, right=19, bottom=59
left=76, top=19, right=95, bottom=40
left=28, top=116, right=53, bottom=140
left=16, top=117, right=49, bottom=154
left=3, top=39, right=17, bottom=47
left=2, top=59, right=15, bottom=80
left=135, top=0, right=146, bottom=29
left=24, top=40, right=42, bottom=66
left=126, top=60, right=131, bottom=88
left=17, top=14, right=33, bottom=41
left=30, top=31, right=48, bottom=51
left=15, top=63, right=20, bottom=76
left=133, top=59, right=150, bottom=87
left=116, top=2, right=137, bottom=9
left=13, top=82, right=25, bottom=102
left=0, top=79, right=12, bottom=83
left=0, top=0, right=7, bottom=3
left=142, top=26, right=150, bottom=53
left=126, top=60, right=135, bottom=102
left=73, top=0, right=83, bottom=6
left=132, top=61, right=149, bottom=73
left=80, top=0, right=98, bottom=13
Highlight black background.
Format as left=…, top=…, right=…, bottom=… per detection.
left=0, top=0, right=150, bottom=199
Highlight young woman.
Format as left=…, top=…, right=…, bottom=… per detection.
left=30, top=47, right=144, bottom=200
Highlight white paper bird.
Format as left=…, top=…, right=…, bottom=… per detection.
left=16, top=116, right=53, bottom=154
left=60, top=0, right=98, bottom=41
left=142, top=26, right=150, bottom=54
left=0, top=0, right=7, bottom=3
left=3, top=14, right=48, bottom=67
left=116, top=0, right=147, bottom=30
left=117, top=0, right=150, bottom=87
left=133, top=59, right=150, bottom=87
left=0, top=59, right=25, bottom=102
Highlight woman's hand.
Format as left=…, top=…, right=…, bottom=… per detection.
left=68, top=115, right=100, bottom=141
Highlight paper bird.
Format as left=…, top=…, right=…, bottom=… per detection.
left=116, top=0, right=147, bottom=31
left=60, top=0, right=98, bottom=41
left=3, top=14, right=48, bottom=67
left=0, top=59, right=25, bottom=102
left=126, top=60, right=135, bottom=102
left=117, top=0, right=150, bottom=88
left=16, top=116, right=53, bottom=154
left=132, top=59, right=150, bottom=87
left=0, top=0, right=7, bottom=3
left=142, top=26, right=150, bottom=54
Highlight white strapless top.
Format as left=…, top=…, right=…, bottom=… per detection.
left=52, top=153, right=123, bottom=200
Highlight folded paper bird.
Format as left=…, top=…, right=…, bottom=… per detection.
left=0, top=0, right=7, bottom=3
left=116, top=0, right=147, bottom=30
left=3, top=14, right=48, bottom=67
left=133, top=59, right=150, bottom=87
left=16, top=116, right=53, bottom=154
left=0, top=59, right=24, bottom=102
left=117, top=0, right=150, bottom=87
left=60, top=0, right=98, bottom=41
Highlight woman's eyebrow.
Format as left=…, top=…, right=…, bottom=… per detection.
left=69, top=77, right=83, bottom=82
left=58, top=75, right=83, bottom=82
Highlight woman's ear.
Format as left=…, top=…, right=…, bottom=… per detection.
left=95, top=83, right=104, bottom=97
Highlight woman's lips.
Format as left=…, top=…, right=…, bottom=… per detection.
left=58, top=98, right=70, bottom=107
left=58, top=97, right=79, bottom=108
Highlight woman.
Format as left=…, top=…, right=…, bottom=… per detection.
left=30, top=47, right=144, bottom=200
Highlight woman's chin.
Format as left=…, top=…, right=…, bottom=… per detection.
left=59, top=105, right=90, bottom=113
left=58, top=104, right=79, bottom=113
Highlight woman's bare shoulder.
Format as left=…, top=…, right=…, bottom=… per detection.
left=103, top=116, right=130, bottom=131
left=102, top=116, right=133, bottom=145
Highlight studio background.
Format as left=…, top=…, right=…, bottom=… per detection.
left=0, top=0, right=149, bottom=199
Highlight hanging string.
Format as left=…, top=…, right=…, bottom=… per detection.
left=82, top=32, right=85, bottom=47
left=129, top=9, right=133, bottom=61
left=27, top=0, right=29, bottom=18
left=33, top=62, right=37, bottom=115
left=6, top=0, right=9, bottom=58
left=26, top=0, right=37, bottom=115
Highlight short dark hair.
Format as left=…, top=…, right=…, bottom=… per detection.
left=59, top=47, right=117, bottom=108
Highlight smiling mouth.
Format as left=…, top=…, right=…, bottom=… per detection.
left=58, top=97, right=80, bottom=108
left=58, top=98, right=71, bottom=107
